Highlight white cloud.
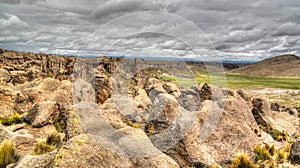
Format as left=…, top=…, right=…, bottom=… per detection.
left=0, top=13, right=27, bottom=28
left=0, top=0, right=300, bottom=60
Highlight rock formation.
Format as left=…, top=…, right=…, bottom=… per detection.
left=0, top=49, right=299, bottom=167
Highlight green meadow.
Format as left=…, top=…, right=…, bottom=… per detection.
left=167, top=71, right=300, bottom=90
left=196, top=71, right=300, bottom=89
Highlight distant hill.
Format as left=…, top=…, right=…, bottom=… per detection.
left=229, top=54, right=300, bottom=77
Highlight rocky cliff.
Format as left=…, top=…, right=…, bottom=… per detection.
left=0, top=49, right=299, bottom=168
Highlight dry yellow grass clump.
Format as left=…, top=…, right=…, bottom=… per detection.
left=0, top=140, right=20, bottom=168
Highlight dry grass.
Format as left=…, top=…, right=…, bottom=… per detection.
left=231, top=152, right=258, bottom=168
left=0, top=140, right=20, bottom=168
left=32, top=131, right=61, bottom=155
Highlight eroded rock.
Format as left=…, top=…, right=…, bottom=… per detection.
left=26, top=101, right=59, bottom=127
left=291, top=139, right=300, bottom=164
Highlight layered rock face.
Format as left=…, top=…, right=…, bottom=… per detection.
left=0, top=49, right=299, bottom=168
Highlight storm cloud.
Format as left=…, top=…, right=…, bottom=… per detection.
left=0, top=0, right=299, bottom=61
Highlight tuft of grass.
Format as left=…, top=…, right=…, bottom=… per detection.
left=275, top=144, right=291, bottom=163
left=0, top=111, right=23, bottom=126
left=54, top=114, right=67, bottom=133
left=32, top=139, right=55, bottom=155
left=253, top=143, right=292, bottom=166
left=230, top=152, right=258, bottom=168
left=0, top=140, right=20, bottom=168
left=46, top=131, right=61, bottom=146
left=259, top=125, right=292, bottom=142
left=32, top=131, right=61, bottom=155
left=128, top=120, right=140, bottom=128
left=254, top=144, right=273, bottom=162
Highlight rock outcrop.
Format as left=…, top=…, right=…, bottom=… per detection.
left=291, top=139, right=300, bottom=164
left=0, top=49, right=299, bottom=168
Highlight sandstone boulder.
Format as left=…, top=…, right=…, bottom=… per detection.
left=163, top=82, right=181, bottom=99
left=133, top=89, right=152, bottom=114
left=53, top=134, right=132, bottom=168
left=165, top=93, right=262, bottom=167
left=13, top=150, right=57, bottom=168
left=25, top=101, right=59, bottom=127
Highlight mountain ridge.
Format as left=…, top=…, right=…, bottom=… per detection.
left=229, top=54, right=300, bottom=77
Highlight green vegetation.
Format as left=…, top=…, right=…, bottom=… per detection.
left=275, top=144, right=292, bottom=163
left=0, top=111, right=23, bottom=126
left=32, top=131, right=61, bottom=155
left=254, top=143, right=291, bottom=166
left=195, top=70, right=300, bottom=89
left=54, top=114, right=67, bottom=133
left=46, top=131, right=61, bottom=146
left=124, top=119, right=140, bottom=128
left=0, top=140, right=20, bottom=168
left=230, top=152, right=258, bottom=168
left=32, top=139, right=55, bottom=155
left=254, top=144, right=273, bottom=162
left=231, top=143, right=292, bottom=168
left=160, top=75, right=177, bottom=83
left=259, top=126, right=293, bottom=142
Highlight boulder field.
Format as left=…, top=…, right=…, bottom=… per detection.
left=0, top=49, right=299, bottom=167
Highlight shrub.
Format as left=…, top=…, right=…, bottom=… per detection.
left=0, top=140, right=20, bottom=168
left=230, top=152, right=258, bottom=168
left=32, top=139, right=54, bottom=155
left=0, top=112, right=23, bottom=126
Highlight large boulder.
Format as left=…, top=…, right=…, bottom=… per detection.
left=0, top=86, right=15, bottom=117
left=252, top=98, right=300, bottom=136
left=13, top=150, right=57, bottom=168
left=53, top=134, right=132, bottom=168
left=198, top=83, right=224, bottom=101
left=133, top=89, right=152, bottom=115
left=73, top=79, right=96, bottom=103
left=65, top=109, right=85, bottom=139
left=291, top=139, right=300, bottom=164
left=144, top=78, right=164, bottom=93
left=145, top=93, right=180, bottom=136
left=165, top=92, right=265, bottom=167
left=251, top=98, right=272, bottom=127
left=14, top=78, right=72, bottom=114
left=178, top=88, right=200, bottom=111
left=25, top=101, right=59, bottom=127
left=163, top=82, right=181, bottom=99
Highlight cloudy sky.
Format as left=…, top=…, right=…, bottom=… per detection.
left=0, top=0, right=300, bottom=61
